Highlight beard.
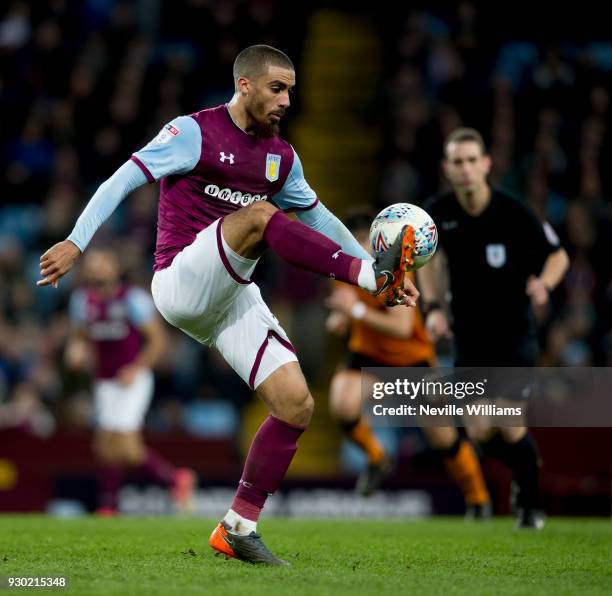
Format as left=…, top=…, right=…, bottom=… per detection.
left=249, top=117, right=280, bottom=138
left=246, top=101, right=282, bottom=138
left=256, top=121, right=280, bottom=138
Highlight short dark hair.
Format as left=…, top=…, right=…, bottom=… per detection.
left=443, top=127, right=487, bottom=158
left=233, top=45, right=294, bottom=82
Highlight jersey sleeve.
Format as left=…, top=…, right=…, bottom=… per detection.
left=125, top=287, right=156, bottom=327
left=272, top=147, right=318, bottom=211
left=521, top=203, right=560, bottom=263
left=67, top=160, right=147, bottom=252
left=68, top=290, right=87, bottom=325
left=130, top=115, right=201, bottom=182
left=296, top=201, right=372, bottom=261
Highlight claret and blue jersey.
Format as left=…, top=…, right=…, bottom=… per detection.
left=66, top=103, right=371, bottom=269
left=130, top=105, right=319, bottom=270
left=69, top=285, right=155, bottom=379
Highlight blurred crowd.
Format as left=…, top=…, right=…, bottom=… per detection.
left=1, top=1, right=610, bottom=439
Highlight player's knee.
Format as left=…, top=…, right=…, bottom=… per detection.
left=93, top=441, right=112, bottom=463
left=468, top=427, right=496, bottom=443
left=94, top=432, right=116, bottom=463
left=329, top=394, right=358, bottom=422
left=123, top=450, right=143, bottom=466
left=499, top=425, right=527, bottom=443
left=285, top=389, right=314, bottom=427
left=328, top=394, right=342, bottom=419
left=297, top=391, right=315, bottom=426
left=329, top=376, right=361, bottom=422
left=120, top=435, right=145, bottom=465
left=247, top=201, right=278, bottom=233
left=423, top=426, right=458, bottom=450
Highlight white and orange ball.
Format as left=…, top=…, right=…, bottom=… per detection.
left=369, top=203, right=438, bottom=270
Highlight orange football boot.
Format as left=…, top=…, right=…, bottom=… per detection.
left=209, top=521, right=287, bottom=565
left=373, top=225, right=415, bottom=306
left=209, top=521, right=236, bottom=558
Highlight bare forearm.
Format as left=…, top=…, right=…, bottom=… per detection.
left=365, top=310, right=412, bottom=338
left=539, top=248, right=569, bottom=290
left=418, top=252, right=446, bottom=303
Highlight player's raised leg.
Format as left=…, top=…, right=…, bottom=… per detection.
left=209, top=361, right=313, bottom=565
left=220, top=202, right=418, bottom=306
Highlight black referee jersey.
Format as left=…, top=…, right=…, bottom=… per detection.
left=423, top=187, right=560, bottom=365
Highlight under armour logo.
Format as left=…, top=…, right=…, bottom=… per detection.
left=219, top=152, right=235, bottom=164
left=332, top=249, right=341, bottom=259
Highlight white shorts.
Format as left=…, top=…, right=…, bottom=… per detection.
left=94, top=369, right=154, bottom=432
left=151, top=218, right=297, bottom=389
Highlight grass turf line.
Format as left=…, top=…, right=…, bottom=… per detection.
left=0, top=516, right=610, bottom=595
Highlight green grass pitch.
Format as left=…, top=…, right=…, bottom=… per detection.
left=0, top=516, right=610, bottom=595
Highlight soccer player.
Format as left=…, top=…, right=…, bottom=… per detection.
left=418, top=128, right=569, bottom=529
left=65, top=249, right=195, bottom=515
left=326, top=211, right=490, bottom=516
left=37, top=45, right=418, bottom=564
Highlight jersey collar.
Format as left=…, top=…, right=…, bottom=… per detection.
left=225, top=103, right=249, bottom=135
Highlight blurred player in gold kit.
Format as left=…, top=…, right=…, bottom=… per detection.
left=326, top=211, right=490, bottom=517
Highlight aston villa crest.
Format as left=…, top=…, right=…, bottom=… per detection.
left=265, top=153, right=281, bottom=182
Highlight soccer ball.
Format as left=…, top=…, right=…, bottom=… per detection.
left=369, top=203, right=438, bottom=270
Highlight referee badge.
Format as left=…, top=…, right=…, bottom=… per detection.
left=265, top=153, right=281, bottom=182
left=486, top=244, right=506, bottom=268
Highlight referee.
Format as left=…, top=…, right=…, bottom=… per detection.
left=418, top=128, right=569, bottom=529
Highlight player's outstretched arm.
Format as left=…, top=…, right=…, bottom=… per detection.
left=37, top=116, right=201, bottom=289
left=37, top=160, right=148, bottom=288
